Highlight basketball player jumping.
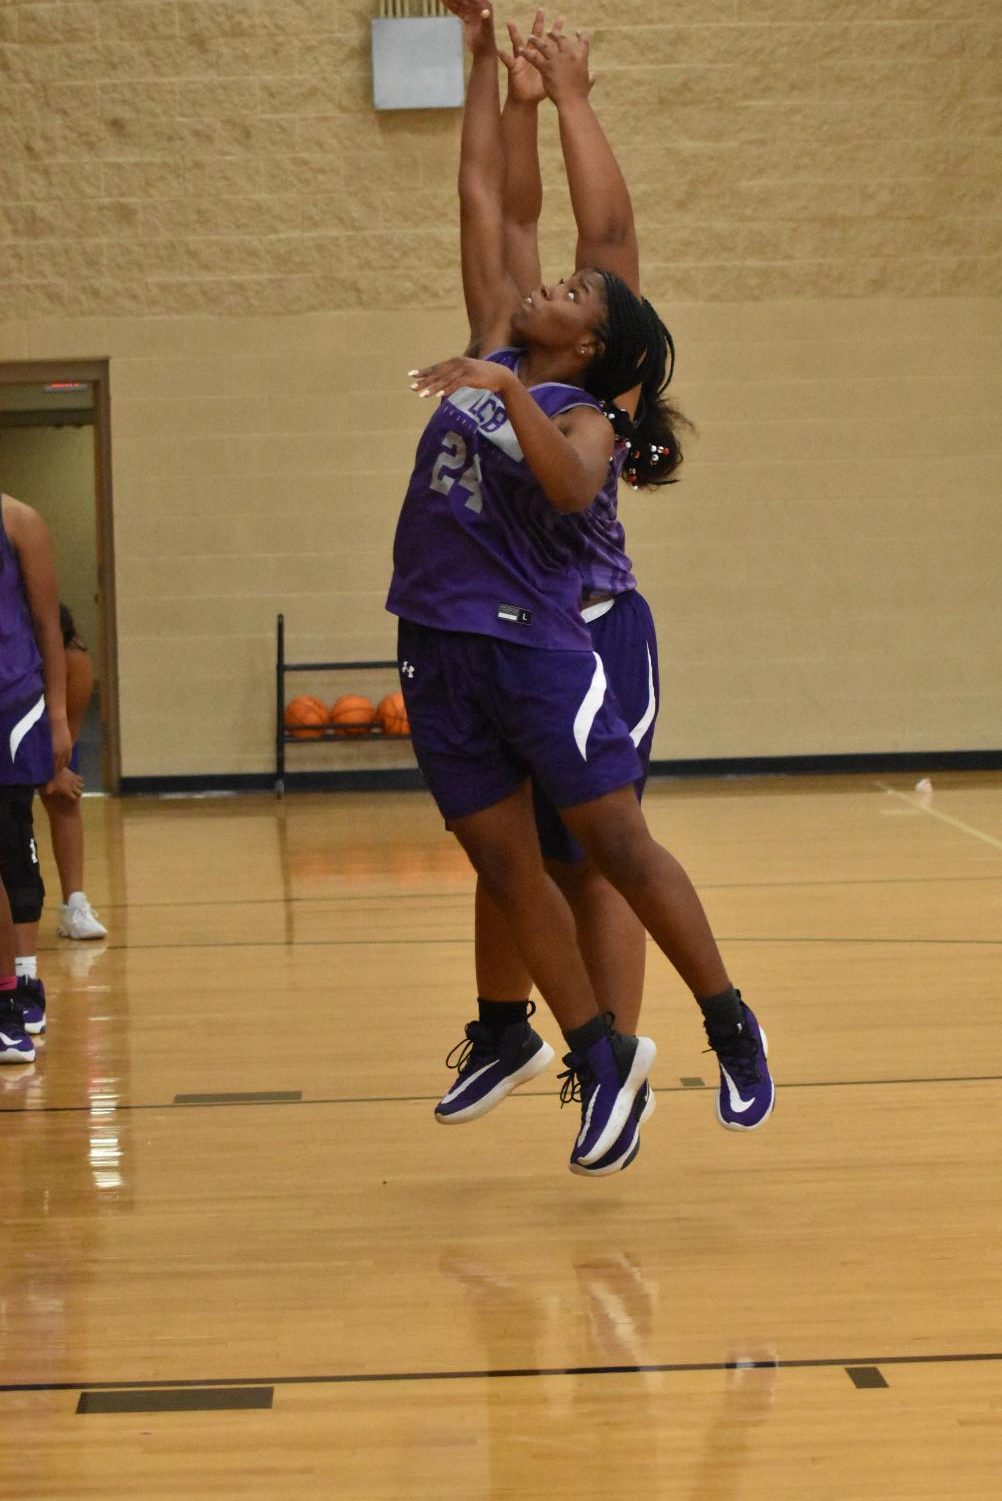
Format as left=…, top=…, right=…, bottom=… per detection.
left=386, top=6, right=774, bottom=1172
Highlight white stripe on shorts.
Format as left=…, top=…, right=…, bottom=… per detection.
left=629, top=645, right=657, bottom=747
left=573, top=653, right=607, bottom=761
left=9, top=694, right=45, bottom=768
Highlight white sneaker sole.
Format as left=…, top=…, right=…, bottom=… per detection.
left=435, top=1041, right=556, bottom=1124
left=574, top=1036, right=657, bottom=1167
left=58, top=922, right=108, bottom=940
left=569, top=1087, right=656, bottom=1177
left=1, top=1042, right=36, bottom=1064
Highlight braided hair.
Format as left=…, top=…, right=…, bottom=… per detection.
left=582, top=272, right=690, bottom=488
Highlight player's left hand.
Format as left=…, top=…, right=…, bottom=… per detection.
left=409, top=356, right=516, bottom=400
left=500, top=12, right=561, bottom=104
left=521, top=26, right=592, bottom=104
left=43, top=766, right=84, bottom=801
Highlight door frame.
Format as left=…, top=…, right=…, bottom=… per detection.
left=0, top=358, right=121, bottom=792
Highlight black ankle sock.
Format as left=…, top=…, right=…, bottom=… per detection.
left=563, top=1014, right=609, bottom=1055
left=477, top=997, right=530, bottom=1036
left=698, top=986, right=743, bottom=1033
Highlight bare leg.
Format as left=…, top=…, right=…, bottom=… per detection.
left=474, top=857, right=645, bottom=1033
left=451, top=785, right=601, bottom=1033
left=40, top=790, right=84, bottom=902
left=13, top=919, right=39, bottom=964
left=561, top=785, right=730, bottom=1000
left=474, top=879, right=534, bottom=1002
left=551, top=861, right=646, bottom=1035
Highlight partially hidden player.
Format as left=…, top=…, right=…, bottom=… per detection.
left=39, top=604, right=108, bottom=941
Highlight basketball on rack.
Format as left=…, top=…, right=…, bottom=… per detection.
left=376, top=691, right=409, bottom=736
left=284, top=695, right=329, bottom=740
left=329, top=693, right=376, bottom=735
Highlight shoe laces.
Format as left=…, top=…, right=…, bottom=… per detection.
left=704, top=1021, right=761, bottom=1088
left=444, top=1000, right=538, bottom=1075
left=557, top=1054, right=592, bottom=1109
left=445, top=1022, right=497, bottom=1077
left=557, top=1011, right=617, bottom=1108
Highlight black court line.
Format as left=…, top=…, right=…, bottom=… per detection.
left=36, top=934, right=1002, bottom=955
left=847, top=1367, right=889, bottom=1389
left=3, top=1073, right=1001, bottom=1117
left=35, top=871, right=1002, bottom=916
left=78, top=1387, right=273, bottom=1414
left=174, top=1091, right=302, bottom=1106
left=5, top=1350, right=1000, bottom=1399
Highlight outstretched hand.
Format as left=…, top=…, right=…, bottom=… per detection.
left=498, top=12, right=562, bottom=104
left=409, top=356, right=516, bottom=401
left=443, top=0, right=496, bottom=58
left=520, top=25, right=593, bottom=104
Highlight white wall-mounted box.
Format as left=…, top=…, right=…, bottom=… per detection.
left=371, top=17, right=464, bottom=111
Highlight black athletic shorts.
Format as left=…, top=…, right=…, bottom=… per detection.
left=0, top=785, right=45, bottom=924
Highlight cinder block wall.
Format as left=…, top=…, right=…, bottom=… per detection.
left=1, top=0, right=999, bottom=777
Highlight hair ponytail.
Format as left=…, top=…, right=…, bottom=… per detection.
left=584, top=272, right=692, bottom=489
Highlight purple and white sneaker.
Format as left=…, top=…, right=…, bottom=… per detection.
left=435, top=1008, right=555, bottom=1123
left=16, top=976, right=46, bottom=1037
left=561, top=1025, right=656, bottom=1170
left=705, top=996, right=774, bottom=1130
left=569, top=1081, right=655, bottom=1177
left=1, top=995, right=36, bottom=1064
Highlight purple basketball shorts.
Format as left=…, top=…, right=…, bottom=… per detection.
left=0, top=692, right=54, bottom=789
left=397, top=619, right=643, bottom=824
left=533, top=589, right=660, bottom=863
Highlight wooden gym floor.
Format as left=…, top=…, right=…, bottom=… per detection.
left=3, top=772, right=1001, bottom=1499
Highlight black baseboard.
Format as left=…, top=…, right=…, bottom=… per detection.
left=119, top=768, right=427, bottom=796
left=647, top=749, right=1002, bottom=778
left=118, top=749, right=1000, bottom=798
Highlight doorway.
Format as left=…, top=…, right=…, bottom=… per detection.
left=0, top=360, right=119, bottom=792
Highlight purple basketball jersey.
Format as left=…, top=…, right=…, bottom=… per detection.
left=558, top=440, right=636, bottom=599
left=387, top=350, right=627, bottom=650
left=0, top=497, right=44, bottom=713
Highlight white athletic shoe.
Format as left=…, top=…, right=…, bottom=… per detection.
left=57, top=894, right=108, bottom=941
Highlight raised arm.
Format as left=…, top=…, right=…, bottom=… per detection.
left=498, top=12, right=549, bottom=295
left=445, top=2, right=522, bottom=353
left=523, top=29, right=640, bottom=294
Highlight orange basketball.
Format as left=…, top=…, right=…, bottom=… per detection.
left=284, top=695, right=329, bottom=740
left=377, top=691, right=410, bottom=737
left=329, top=693, right=375, bottom=736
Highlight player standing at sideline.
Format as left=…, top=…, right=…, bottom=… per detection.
left=39, top=604, right=108, bottom=941
left=0, top=491, right=71, bottom=1049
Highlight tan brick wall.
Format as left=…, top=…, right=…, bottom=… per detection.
left=1, top=1, right=1000, bottom=775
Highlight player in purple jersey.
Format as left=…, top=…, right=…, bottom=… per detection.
left=437, top=9, right=661, bottom=1175
left=387, top=8, right=774, bottom=1168
left=0, top=492, right=70, bottom=1049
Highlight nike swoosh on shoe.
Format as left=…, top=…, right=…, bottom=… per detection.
left=720, top=1065, right=755, bottom=1113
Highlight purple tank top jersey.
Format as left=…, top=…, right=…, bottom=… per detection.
left=387, top=349, right=633, bottom=651
left=0, top=497, right=44, bottom=712
left=560, top=443, right=636, bottom=599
